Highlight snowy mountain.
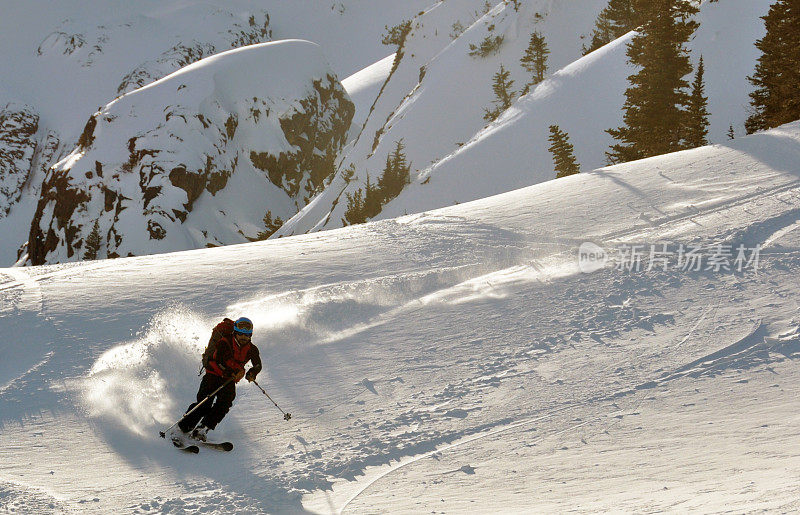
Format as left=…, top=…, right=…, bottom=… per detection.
left=278, top=0, right=773, bottom=235
left=2, top=0, right=777, bottom=264
left=3, top=1, right=800, bottom=511
left=0, top=0, right=431, bottom=265
left=28, top=40, right=353, bottom=264
left=1, top=120, right=799, bottom=512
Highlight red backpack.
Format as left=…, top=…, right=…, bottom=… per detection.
left=214, top=318, right=235, bottom=336
left=202, top=318, right=251, bottom=379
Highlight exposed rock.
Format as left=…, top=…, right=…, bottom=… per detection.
left=0, top=104, right=39, bottom=217
left=251, top=75, right=354, bottom=203
left=29, top=41, right=353, bottom=265
left=36, top=32, right=86, bottom=56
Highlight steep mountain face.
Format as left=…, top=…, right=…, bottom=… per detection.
left=28, top=40, right=353, bottom=265
left=0, top=105, right=40, bottom=217
left=374, top=0, right=772, bottom=220
left=278, top=0, right=608, bottom=235
left=0, top=6, right=278, bottom=264
left=0, top=104, right=64, bottom=261
left=0, top=0, right=430, bottom=265
left=278, top=0, right=772, bottom=236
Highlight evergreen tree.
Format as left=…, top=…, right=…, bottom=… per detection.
left=483, top=64, right=516, bottom=122
left=745, top=0, right=800, bottom=134
left=548, top=125, right=581, bottom=178
left=382, top=20, right=412, bottom=48
left=363, top=175, right=382, bottom=219
left=520, top=31, right=549, bottom=93
left=583, top=0, right=641, bottom=55
left=468, top=36, right=504, bottom=58
left=342, top=142, right=412, bottom=227
left=606, top=0, right=699, bottom=165
left=84, top=220, right=102, bottom=260
left=256, top=211, right=284, bottom=240
left=685, top=55, right=710, bottom=148
left=343, top=188, right=366, bottom=225
left=378, top=140, right=411, bottom=203
left=342, top=163, right=356, bottom=184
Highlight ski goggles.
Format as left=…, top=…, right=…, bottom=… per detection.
left=233, top=318, right=253, bottom=335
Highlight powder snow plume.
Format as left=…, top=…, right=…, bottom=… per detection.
left=81, top=305, right=212, bottom=437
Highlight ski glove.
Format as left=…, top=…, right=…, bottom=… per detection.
left=232, top=369, right=245, bottom=382
left=245, top=368, right=258, bottom=382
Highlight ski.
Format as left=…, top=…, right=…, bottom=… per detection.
left=194, top=440, right=234, bottom=452
left=171, top=435, right=200, bottom=454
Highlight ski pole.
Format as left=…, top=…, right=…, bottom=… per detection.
left=159, top=378, right=232, bottom=438
left=252, top=380, right=292, bottom=421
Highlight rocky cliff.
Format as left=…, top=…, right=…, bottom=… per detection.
left=28, top=40, right=353, bottom=265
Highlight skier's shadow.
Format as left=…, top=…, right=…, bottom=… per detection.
left=94, top=419, right=310, bottom=512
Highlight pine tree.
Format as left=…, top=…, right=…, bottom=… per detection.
left=583, top=0, right=641, bottom=55
left=342, top=163, right=356, bottom=184
left=745, top=0, right=800, bottom=134
left=685, top=55, right=710, bottom=148
left=256, top=211, right=284, bottom=240
left=378, top=140, right=411, bottom=203
left=483, top=64, right=516, bottom=122
left=363, top=175, right=382, bottom=219
left=382, top=20, right=412, bottom=48
left=84, top=220, right=102, bottom=260
left=606, top=0, right=699, bottom=165
left=343, top=188, right=366, bottom=225
left=520, top=31, right=549, bottom=93
left=548, top=125, right=581, bottom=178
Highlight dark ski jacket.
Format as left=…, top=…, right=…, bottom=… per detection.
left=202, top=319, right=262, bottom=382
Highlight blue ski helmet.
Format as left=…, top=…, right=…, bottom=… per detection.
left=233, top=317, right=253, bottom=335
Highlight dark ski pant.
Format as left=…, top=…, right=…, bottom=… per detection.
left=178, top=373, right=235, bottom=432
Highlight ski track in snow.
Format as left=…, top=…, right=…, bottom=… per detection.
left=336, top=316, right=786, bottom=513
left=0, top=268, right=50, bottom=395
left=302, top=167, right=800, bottom=511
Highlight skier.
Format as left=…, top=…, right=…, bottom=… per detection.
left=177, top=316, right=261, bottom=441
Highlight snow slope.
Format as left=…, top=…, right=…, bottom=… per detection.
left=0, top=0, right=432, bottom=265
left=1, top=121, right=799, bottom=512
left=279, top=0, right=774, bottom=236
left=341, top=53, right=396, bottom=143
left=28, top=40, right=353, bottom=265
left=0, top=0, right=430, bottom=136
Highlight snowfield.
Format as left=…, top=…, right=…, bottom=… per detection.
left=1, top=122, right=800, bottom=512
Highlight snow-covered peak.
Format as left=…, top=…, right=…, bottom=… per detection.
left=120, top=39, right=328, bottom=104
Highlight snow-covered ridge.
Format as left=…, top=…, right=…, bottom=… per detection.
left=0, top=0, right=433, bottom=265
left=279, top=0, right=773, bottom=236
left=28, top=40, right=354, bottom=264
